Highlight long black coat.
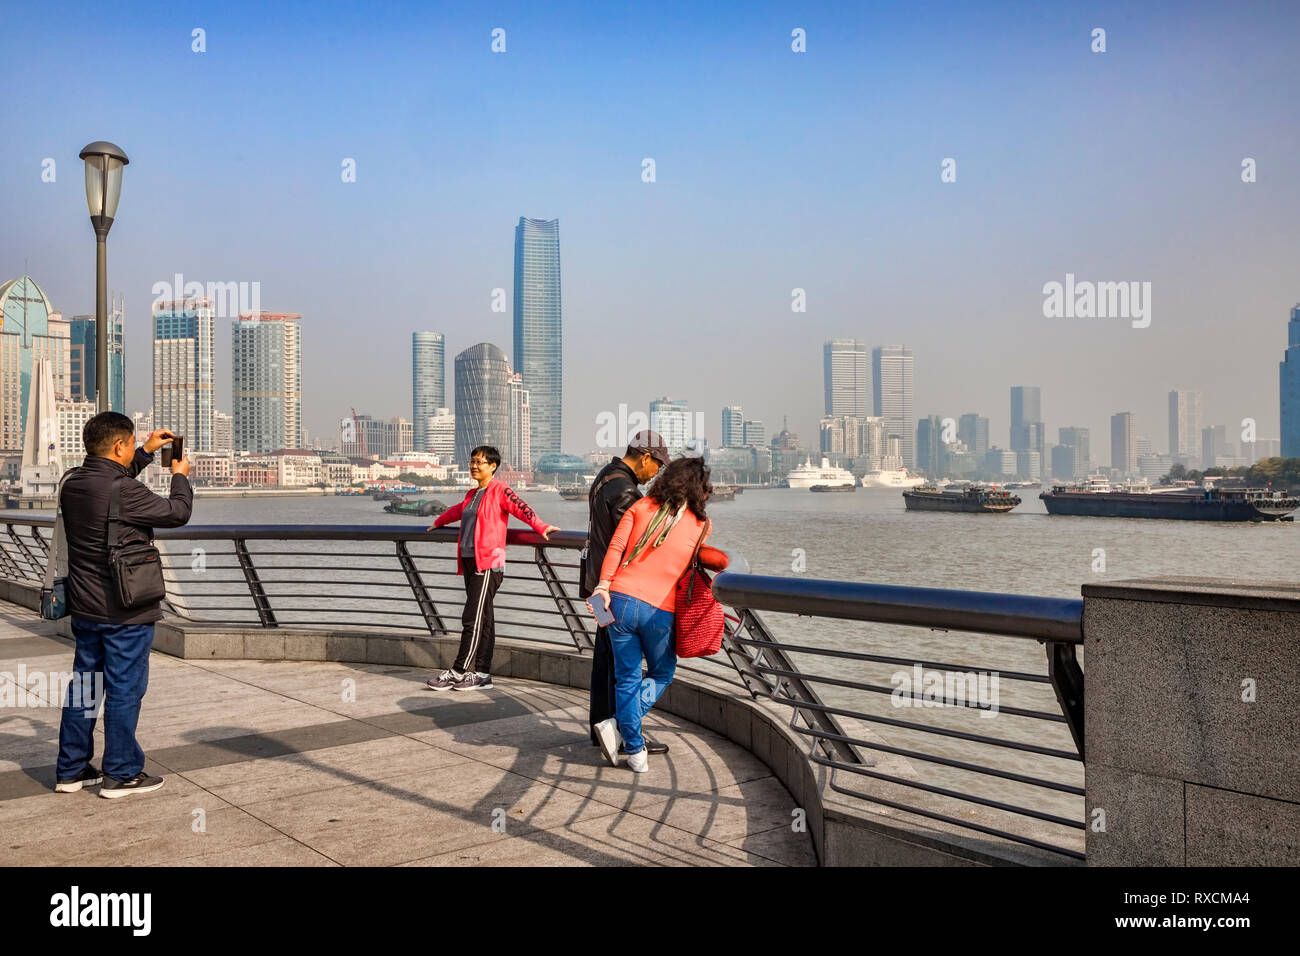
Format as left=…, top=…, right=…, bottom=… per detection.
left=60, top=448, right=193, bottom=625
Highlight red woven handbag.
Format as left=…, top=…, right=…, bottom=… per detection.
left=674, top=518, right=725, bottom=657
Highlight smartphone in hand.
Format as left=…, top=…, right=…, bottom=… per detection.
left=590, top=592, right=614, bottom=627
left=161, top=436, right=184, bottom=467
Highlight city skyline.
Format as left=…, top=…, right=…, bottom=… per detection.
left=3, top=2, right=1299, bottom=463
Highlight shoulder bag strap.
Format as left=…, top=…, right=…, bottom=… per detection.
left=678, top=517, right=711, bottom=602
left=106, top=475, right=125, bottom=554
left=43, top=469, right=78, bottom=589
left=586, top=470, right=626, bottom=535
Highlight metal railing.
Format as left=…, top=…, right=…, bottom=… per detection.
left=714, top=571, right=1085, bottom=861
left=2, top=515, right=1085, bottom=860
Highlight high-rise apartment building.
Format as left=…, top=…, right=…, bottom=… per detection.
left=1168, top=388, right=1204, bottom=461
left=1111, top=412, right=1137, bottom=475
left=508, top=371, right=531, bottom=470
left=722, top=406, right=744, bottom=447
left=824, top=339, right=869, bottom=418
left=412, top=331, right=445, bottom=453
left=650, top=397, right=692, bottom=459
left=153, top=298, right=214, bottom=452
left=233, top=312, right=301, bottom=454
left=873, top=345, right=915, bottom=468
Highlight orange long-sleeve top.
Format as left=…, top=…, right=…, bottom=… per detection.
left=599, top=497, right=710, bottom=611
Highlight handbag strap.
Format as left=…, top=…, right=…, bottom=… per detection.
left=586, top=469, right=629, bottom=539
left=43, top=469, right=78, bottom=589
left=677, top=517, right=711, bottom=601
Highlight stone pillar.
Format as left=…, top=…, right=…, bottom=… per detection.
left=1083, top=577, right=1300, bottom=865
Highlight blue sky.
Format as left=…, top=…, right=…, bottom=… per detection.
left=2, top=0, right=1298, bottom=460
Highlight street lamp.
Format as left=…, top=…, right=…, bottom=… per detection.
left=79, top=141, right=129, bottom=413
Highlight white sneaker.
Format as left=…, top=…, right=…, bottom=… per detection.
left=594, top=717, right=624, bottom=767
left=626, top=748, right=649, bottom=773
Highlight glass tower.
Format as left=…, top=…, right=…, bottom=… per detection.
left=454, top=343, right=511, bottom=467
left=0, top=276, right=68, bottom=450
left=69, top=299, right=126, bottom=412
left=513, top=217, right=561, bottom=467
left=153, top=298, right=215, bottom=452
left=1282, top=306, right=1300, bottom=459
left=412, top=331, right=446, bottom=453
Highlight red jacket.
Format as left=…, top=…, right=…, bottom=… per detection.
left=432, top=479, right=549, bottom=574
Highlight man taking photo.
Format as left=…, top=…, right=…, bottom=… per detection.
left=54, top=412, right=193, bottom=798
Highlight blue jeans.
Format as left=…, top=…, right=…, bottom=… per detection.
left=56, top=617, right=155, bottom=782
left=606, top=592, right=676, bottom=755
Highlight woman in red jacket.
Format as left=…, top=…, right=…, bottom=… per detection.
left=587, top=456, right=712, bottom=772
left=425, top=445, right=557, bottom=691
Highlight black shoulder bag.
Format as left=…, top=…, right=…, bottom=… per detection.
left=107, top=476, right=168, bottom=609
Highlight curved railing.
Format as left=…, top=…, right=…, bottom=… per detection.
left=1, top=515, right=1086, bottom=861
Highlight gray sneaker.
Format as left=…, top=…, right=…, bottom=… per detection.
left=452, top=672, right=493, bottom=691
left=99, top=772, right=165, bottom=799
left=426, top=669, right=461, bottom=691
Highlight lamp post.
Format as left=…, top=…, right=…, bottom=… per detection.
left=79, top=141, right=129, bottom=413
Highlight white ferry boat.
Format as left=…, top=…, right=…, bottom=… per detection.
left=786, top=457, right=857, bottom=490
left=861, top=467, right=927, bottom=489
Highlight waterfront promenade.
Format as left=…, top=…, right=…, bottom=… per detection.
left=0, top=604, right=814, bottom=867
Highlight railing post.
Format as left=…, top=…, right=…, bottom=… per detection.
left=534, top=546, right=593, bottom=650
left=233, top=538, right=277, bottom=627
left=395, top=540, right=449, bottom=635
left=1046, top=641, right=1085, bottom=761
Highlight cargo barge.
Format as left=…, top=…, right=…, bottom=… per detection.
left=903, top=485, right=1022, bottom=513
left=1040, top=476, right=1298, bottom=522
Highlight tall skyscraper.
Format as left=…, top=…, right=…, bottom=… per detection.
left=1167, top=388, right=1204, bottom=461
left=454, top=343, right=511, bottom=467
left=68, top=298, right=125, bottom=412
left=412, top=331, right=446, bottom=453
left=824, top=339, right=869, bottom=418
left=153, top=298, right=214, bottom=452
left=233, top=312, right=301, bottom=454
left=873, top=345, right=915, bottom=468
left=1111, top=412, right=1137, bottom=474
left=508, top=370, right=531, bottom=470
left=1010, top=386, right=1043, bottom=451
left=0, top=276, right=70, bottom=451
left=650, top=396, right=692, bottom=458
left=958, top=413, right=990, bottom=458
left=1282, top=305, right=1300, bottom=458
left=1057, top=426, right=1091, bottom=478
left=513, top=217, right=562, bottom=466
left=722, top=405, right=744, bottom=446
left=742, top=419, right=765, bottom=447
left=916, top=415, right=944, bottom=474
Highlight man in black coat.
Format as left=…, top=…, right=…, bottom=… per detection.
left=581, top=430, right=670, bottom=752
left=54, top=412, right=193, bottom=798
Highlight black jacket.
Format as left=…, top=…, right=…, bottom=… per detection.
left=61, top=448, right=194, bottom=625
left=579, top=458, right=642, bottom=598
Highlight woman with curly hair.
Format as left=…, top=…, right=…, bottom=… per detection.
left=587, top=456, right=712, bottom=772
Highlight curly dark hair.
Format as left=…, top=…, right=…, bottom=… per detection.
left=646, top=456, right=712, bottom=520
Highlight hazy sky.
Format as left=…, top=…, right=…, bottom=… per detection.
left=3, top=0, right=1298, bottom=464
